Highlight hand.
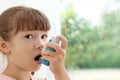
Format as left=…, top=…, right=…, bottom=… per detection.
left=41, top=35, right=68, bottom=73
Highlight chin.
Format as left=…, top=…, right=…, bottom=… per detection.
left=31, top=64, right=42, bottom=72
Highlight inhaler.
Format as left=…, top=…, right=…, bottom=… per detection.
left=39, top=37, right=60, bottom=66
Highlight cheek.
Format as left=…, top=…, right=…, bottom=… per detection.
left=9, top=45, right=33, bottom=64
left=43, top=41, right=47, bottom=49
left=9, top=42, right=31, bottom=59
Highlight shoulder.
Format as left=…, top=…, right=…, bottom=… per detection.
left=0, top=74, right=16, bottom=80
left=31, top=75, right=47, bottom=80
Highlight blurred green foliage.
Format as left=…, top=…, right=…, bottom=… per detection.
left=60, top=4, right=120, bottom=69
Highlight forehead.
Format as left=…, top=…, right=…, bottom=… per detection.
left=19, top=31, right=48, bottom=35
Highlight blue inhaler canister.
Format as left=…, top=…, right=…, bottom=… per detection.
left=39, top=38, right=60, bottom=66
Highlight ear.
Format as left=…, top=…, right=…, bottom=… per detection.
left=0, top=37, right=10, bottom=54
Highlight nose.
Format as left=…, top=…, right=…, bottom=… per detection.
left=35, top=39, right=46, bottom=51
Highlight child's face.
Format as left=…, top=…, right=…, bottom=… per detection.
left=7, top=30, right=48, bottom=72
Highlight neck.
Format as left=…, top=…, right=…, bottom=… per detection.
left=2, top=62, right=32, bottom=80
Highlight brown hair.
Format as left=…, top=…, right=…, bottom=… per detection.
left=0, top=6, right=50, bottom=41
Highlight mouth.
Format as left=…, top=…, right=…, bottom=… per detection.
left=34, top=54, right=42, bottom=61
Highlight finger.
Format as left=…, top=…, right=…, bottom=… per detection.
left=41, top=50, right=57, bottom=57
left=46, top=42, right=64, bottom=55
left=56, top=35, right=68, bottom=49
left=41, top=55, right=51, bottom=61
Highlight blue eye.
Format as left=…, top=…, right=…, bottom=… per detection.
left=25, top=34, right=33, bottom=39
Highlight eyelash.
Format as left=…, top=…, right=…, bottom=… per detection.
left=25, top=34, right=33, bottom=39
left=41, top=34, right=48, bottom=39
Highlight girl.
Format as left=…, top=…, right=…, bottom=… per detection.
left=0, top=6, right=70, bottom=80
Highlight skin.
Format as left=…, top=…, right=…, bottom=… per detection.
left=42, top=35, right=70, bottom=80
left=0, top=30, right=70, bottom=80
